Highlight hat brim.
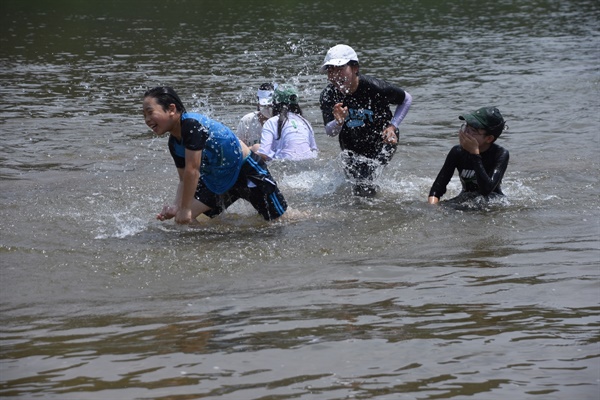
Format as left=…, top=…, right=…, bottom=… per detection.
left=459, top=114, right=485, bottom=129
left=320, top=58, right=351, bottom=73
left=258, top=98, right=272, bottom=106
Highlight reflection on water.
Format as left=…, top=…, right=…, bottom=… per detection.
left=2, top=294, right=598, bottom=398
left=1, top=0, right=599, bottom=398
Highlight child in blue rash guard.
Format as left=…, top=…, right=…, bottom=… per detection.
left=319, top=44, right=412, bottom=197
left=428, top=107, right=509, bottom=205
left=142, top=86, right=287, bottom=224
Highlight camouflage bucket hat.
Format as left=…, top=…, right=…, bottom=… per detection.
left=273, top=84, right=299, bottom=105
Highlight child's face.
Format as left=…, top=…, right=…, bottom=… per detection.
left=143, top=96, right=176, bottom=135
left=459, top=123, right=495, bottom=152
left=259, top=105, right=273, bottom=118
left=327, top=64, right=357, bottom=93
left=459, top=123, right=486, bottom=137
left=459, top=124, right=493, bottom=143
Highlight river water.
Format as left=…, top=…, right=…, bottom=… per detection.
left=1, top=0, right=598, bottom=399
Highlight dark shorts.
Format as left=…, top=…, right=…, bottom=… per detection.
left=194, top=151, right=287, bottom=221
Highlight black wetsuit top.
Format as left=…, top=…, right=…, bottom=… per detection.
left=428, top=143, right=510, bottom=199
left=320, top=74, right=407, bottom=159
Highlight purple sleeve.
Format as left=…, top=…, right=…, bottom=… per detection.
left=390, top=91, right=412, bottom=128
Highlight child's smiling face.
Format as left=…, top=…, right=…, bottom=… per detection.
left=143, top=96, right=176, bottom=136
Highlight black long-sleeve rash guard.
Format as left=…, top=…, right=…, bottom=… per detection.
left=428, top=143, right=510, bottom=199
left=320, top=74, right=408, bottom=159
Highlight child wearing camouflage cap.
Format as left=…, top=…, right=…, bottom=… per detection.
left=428, top=107, right=509, bottom=205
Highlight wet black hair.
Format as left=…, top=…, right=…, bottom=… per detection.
left=258, top=82, right=275, bottom=91
left=348, top=60, right=360, bottom=75
left=272, top=102, right=304, bottom=140
left=487, top=121, right=507, bottom=140
left=325, top=60, right=360, bottom=76
left=144, top=86, right=186, bottom=113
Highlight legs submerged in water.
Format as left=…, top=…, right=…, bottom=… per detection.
left=340, top=146, right=395, bottom=197
left=352, top=182, right=379, bottom=197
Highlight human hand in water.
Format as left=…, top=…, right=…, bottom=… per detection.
left=332, top=102, right=348, bottom=125
left=174, top=207, right=193, bottom=225
left=428, top=196, right=440, bottom=205
left=157, top=204, right=177, bottom=221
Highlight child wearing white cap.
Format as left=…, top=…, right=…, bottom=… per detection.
left=236, top=83, right=276, bottom=149
left=319, top=44, right=412, bottom=197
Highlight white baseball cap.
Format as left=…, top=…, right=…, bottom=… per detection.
left=320, top=44, right=359, bottom=72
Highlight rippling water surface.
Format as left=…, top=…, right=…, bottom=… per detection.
left=1, top=0, right=599, bottom=399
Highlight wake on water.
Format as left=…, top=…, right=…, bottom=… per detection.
left=91, top=154, right=542, bottom=239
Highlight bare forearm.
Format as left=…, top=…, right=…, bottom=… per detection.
left=181, top=168, right=200, bottom=210
left=174, top=181, right=184, bottom=207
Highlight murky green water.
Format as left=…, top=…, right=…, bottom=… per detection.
left=1, top=0, right=598, bottom=399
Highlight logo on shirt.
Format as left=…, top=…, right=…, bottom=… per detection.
left=346, top=108, right=374, bottom=128
left=461, top=169, right=475, bottom=179
left=460, top=169, right=478, bottom=186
